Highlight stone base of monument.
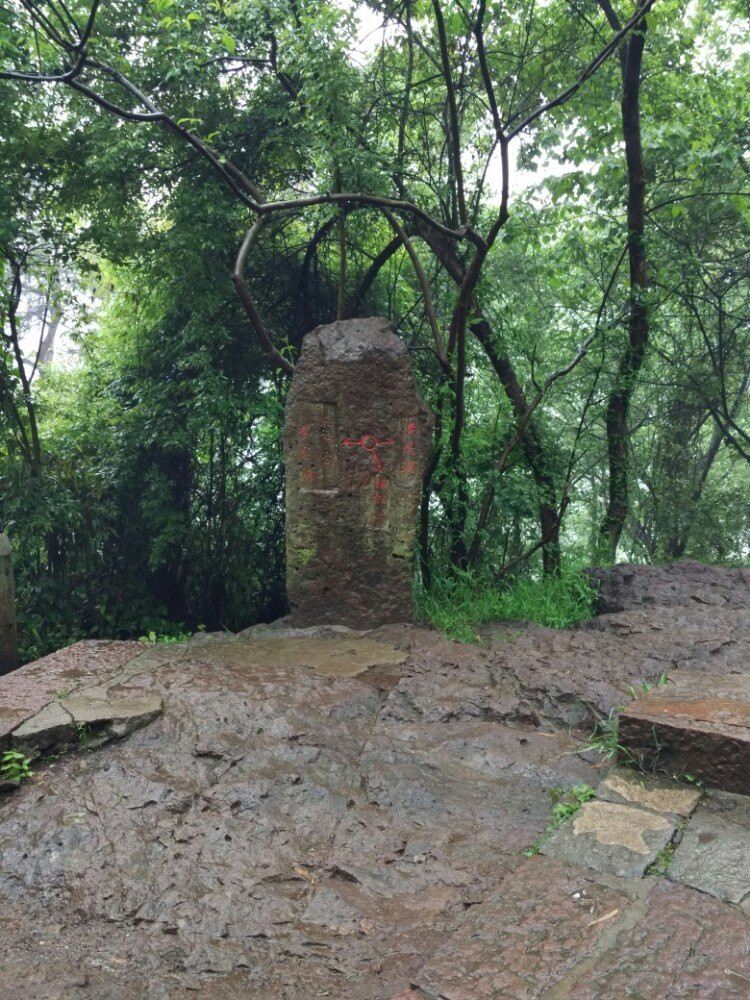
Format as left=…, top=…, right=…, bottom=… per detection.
left=618, top=672, right=750, bottom=794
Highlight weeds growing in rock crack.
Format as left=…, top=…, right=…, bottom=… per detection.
left=647, top=819, right=688, bottom=877
left=576, top=705, right=646, bottom=770
left=523, top=784, right=597, bottom=856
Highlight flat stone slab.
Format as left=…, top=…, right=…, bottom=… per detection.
left=0, top=640, right=143, bottom=748
left=12, top=693, right=163, bottom=757
left=619, top=672, right=750, bottom=794
left=237, top=622, right=367, bottom=640
left=670, top=807, right=750, bottom=904
left=702, top=787, right=750, bottom=830
left=567, top=879, right=750, bottom=1000
left=540, top=799, right=677, bottom=878
left=597, top=765, right=701, bottom=817
left=224, top=637, right=407, bottom=678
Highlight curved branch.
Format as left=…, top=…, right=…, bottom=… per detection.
left=259, top=192, right=483, bottom=247
left=232, top=218, right=295, bottom=375
left=68, top=75, right=262, bottom=209
left=381, top=209, right=451, bottom=376
left=0, top=46, right=86, bottom=82
left=507, top=0, right=655, bottom=141
left=350, top=235, right=403, bottom=314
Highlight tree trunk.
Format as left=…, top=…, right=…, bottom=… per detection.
left=415, top=224, right=562, bottom=574
left=471, top=319, right=562, bottom=575
left=598, top=2, right=649, bottom=561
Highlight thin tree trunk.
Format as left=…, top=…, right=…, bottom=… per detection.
left=471, top=319, right=562, bottom=574
left=415, top=225, right=562, bottom=574
left=598, top=0, right=649, bottom=561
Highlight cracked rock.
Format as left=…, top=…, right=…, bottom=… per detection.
left=11, top=694, right=163, bottom=758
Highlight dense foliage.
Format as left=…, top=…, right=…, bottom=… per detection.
left=1, top=0, right=748, bottom=659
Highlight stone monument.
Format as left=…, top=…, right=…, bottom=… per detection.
left=0, top=532, right=19, bottom=674
left=283, top=318, right=433, bottom=627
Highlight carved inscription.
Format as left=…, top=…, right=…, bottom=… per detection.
left=341, top=432, right=395, bottom=526
left=293, top=403, right=339, bottom=490
left=396, top=417, right=420, bottom=486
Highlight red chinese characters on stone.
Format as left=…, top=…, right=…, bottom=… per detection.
left=296, top=404, right=339, bottom=489
left=283, top=318, right=434, bottom=627
left=396, top=417, right=421, bottom=485
left=342, top=434, right=394, bottom=525
left=373, top=473, right=389, bottom=526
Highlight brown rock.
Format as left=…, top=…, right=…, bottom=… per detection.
left=225, top=636, right=407, bottom=677
left=283, top=318, right=433, bottom=628
left=618, top=672, right=750, bottom=793
left=570, top=880, right=750, bottom=1000
left=11, top=693, right=163, bottom=757
left=589, top=559, right=750, bottom=614
left=0, top=640, right=143, bottom=749
left=669, top=807, right=750, bottom=903
left=415, top=857, right=636, bottom=999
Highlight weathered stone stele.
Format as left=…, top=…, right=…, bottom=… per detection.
left=283, top=318, right=433, bottom=627
left=0, top=533, right=19, bottom=675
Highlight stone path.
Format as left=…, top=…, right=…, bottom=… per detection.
left=0, top=562, right=749, bottom=998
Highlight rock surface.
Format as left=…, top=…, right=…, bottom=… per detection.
left=619, top=672, right=750, bottom=793
left=669, top=808, right=750, bottom=904
left=589, top=559, right=750, bottom=614
left=540, top=799, right=677, bottom=878
left=597, top=766, right=701, bottom=816
left=0, top=640, right=143, bottom=749
left=0, top=560, right=749, bottom=997
left=283, top=318, right=433, bottom=628
left=12, top=693, right=164, bottom=758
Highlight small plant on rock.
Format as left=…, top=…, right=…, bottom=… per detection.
left=523, top=784, right=596, bottom=856
left=75, top=722, right=92, bottom=749
left=1, top=750, right=34, bottom=785
left=138, top=630, right=191, bottom=644
left=576, top=705, right=646, bottom=770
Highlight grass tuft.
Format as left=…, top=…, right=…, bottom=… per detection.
left=417, top=565, right=597, bottom=642
left=523, top=783, right=597, bottom=856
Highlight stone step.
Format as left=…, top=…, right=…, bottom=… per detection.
left=618, top=672, right=750, bottom=794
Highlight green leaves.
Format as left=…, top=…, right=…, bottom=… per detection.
left=0, top=751, right=34, bottom=785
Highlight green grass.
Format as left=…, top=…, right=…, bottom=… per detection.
left=646, top=818, right=688, bottom=876
left=138, top=629, right=193, bottom=644
left=416, top=566, right=598, bottom=642
left=523, top=784, right=597, bottom=856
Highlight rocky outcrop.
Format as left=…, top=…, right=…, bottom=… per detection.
left=589, top=559, right=750, bottom=614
